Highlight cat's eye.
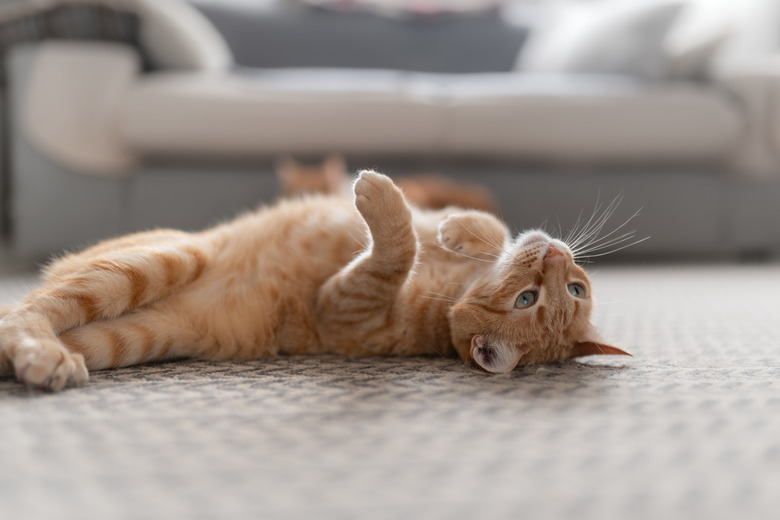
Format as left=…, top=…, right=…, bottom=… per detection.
left=567, top=283, right=586, bottom=298
left=515, top=290, right=538, bottom=308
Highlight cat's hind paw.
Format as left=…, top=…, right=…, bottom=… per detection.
left=11, top=337, right=88, bottom=391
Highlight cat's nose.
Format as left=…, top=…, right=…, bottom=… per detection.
left=545, top=244, right=563, bottom=259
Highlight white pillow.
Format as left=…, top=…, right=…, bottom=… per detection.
left=665, top=0, right=780, bottom=79
left=118, top=0, right=233, bottom=72
left=517, top=0, right=685, bottom=80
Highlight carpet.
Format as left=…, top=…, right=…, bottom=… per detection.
left=1, top=264, right=778, bottom=520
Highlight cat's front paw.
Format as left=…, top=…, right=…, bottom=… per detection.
left=10, top=336, right=88, bottom=391
left=354, top=170, right=413, bottom=245
left=438, top=212, right=508, bottom=261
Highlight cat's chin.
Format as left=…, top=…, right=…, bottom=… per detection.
left=518, top=230, right=551, bottom=248
left=517, top=230, right=573, bottom=259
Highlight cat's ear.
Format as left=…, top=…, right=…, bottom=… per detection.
left=323, top=154, right=346, bottom=173
left=275, top=156, right=298, bottom=180
left=470, top=335, right=528, bottom=374
left=568, top=324, right=631, bottom=359
left=323, top=155, right=349, bottom=193
left=567, top=342, right=632, bottom=359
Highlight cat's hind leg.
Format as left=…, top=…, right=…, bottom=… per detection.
left=60, top=306, right=202, bottom=371
left=0, top=241, right=208, bottom=390
left=316, top=171, right=417, bottom=353
left=42, top=229, right=194, bottom=282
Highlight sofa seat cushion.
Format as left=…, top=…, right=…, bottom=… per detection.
left=118, top=68, right=439, bottom=158
left=431, top=73, right=744, bottom=163
left=118, top=69, right=743, bottom=164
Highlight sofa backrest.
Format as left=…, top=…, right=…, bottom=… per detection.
left=0, top=0, right=234, bottom=73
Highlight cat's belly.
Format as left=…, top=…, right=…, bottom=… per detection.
left=176, top=201, right=366, bottom=358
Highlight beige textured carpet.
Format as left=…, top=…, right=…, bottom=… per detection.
left=1, top=264, right=779, bottom=520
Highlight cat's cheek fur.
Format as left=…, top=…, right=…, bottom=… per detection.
left=470, top=335, right=529, bottom=374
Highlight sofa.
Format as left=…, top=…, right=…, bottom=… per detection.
left=3, top=0, right=780, bottom=261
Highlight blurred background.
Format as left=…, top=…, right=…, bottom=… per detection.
left=1, top=0, right=780, bottom=263
left=2, top=4, right=780, bottom=520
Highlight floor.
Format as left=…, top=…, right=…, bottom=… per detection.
left=1, top=248, right=779, bottom=520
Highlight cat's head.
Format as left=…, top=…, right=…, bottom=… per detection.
left=449, top=230, right=629, bottom=373
left=276, top=155, right=350, bottom=198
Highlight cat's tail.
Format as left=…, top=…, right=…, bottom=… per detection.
left=29, top=241, right=209, bottom=334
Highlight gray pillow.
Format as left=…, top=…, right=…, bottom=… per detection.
left=517, top=0, right=685, bottom=81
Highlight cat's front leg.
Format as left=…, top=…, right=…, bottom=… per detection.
left=316, top=171, right=417, bottom=352
left=438, top=211, right=509, bottom=261
left=352, top=170, right=417, bottom=259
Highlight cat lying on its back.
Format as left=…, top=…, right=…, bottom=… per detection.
left=0, top=171, right=628, bottom=391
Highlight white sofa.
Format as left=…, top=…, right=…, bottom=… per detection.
left=4, top=0, right=780, bottom=259
left=26, top=46, right=744, bottom=169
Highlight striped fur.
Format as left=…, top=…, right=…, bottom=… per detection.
left=0, top=171, right=623, bottom=390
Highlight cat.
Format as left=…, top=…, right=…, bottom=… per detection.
left=277, top=155, right=500, bottom=214
left=276, top=155, right=353, bottom=199
left=0, top=170, right=628, bottom=391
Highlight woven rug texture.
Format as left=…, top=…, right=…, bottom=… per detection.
left=1, top=264, right=779, bottom=520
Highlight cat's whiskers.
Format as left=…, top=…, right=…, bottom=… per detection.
left=573, top=236, right=651, bottom=259
left=570, top=207, right=642, bottom=254
left=562, top=195, right=648, bottom=262
left=571, top=231, right=638, bottom=256
left=564, top=209, right=587, bottom=245
left=345, top=227, right=369, bottom=249
left=568, top=196, right=623, bottom=252
left=447, top=249, right=496, bottom=263
left=421, top=291, right=460, bottom=304
left=572, top=195, right=628, bottom=247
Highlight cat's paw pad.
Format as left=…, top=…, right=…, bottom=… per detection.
left=12, top=337, right=88, bottom=391
left=438, top=212, right=507, bottom=260
left=353, top=170, right=412, bottom=232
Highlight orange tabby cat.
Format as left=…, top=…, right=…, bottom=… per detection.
left=277, top=155, right=500, bottom=213
left=0, top=171, right=628, bottom=391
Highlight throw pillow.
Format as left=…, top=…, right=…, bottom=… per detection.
left=516, top=0, right=685, bottom=81
left=120, top=0, right=233, bottom=72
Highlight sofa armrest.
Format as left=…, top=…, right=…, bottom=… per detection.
left=19, top=42, right=141, bottom=176
left=711, top=55, right=780, bottom=179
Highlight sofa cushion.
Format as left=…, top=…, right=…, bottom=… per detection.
left=435, top=73, right=744, bottom=163
left=517, top=0, right=684, bottom=81
left=118, top=69, right=439, bottom=157
left=117, top=69, right=742, bottom=165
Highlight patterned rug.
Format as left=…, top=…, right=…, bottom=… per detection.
left=1, top=264, right=778, bottom=520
